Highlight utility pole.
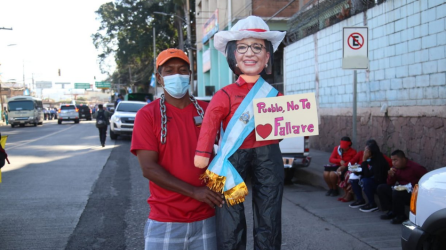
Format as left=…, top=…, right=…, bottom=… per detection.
left=185, top=0, right=194, bottom=95
left=153, top=27, right=157, bottom=98
left=0, top=27, right=13, bottom=119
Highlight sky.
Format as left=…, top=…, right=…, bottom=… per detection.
left=0, top=0, right=116, bottom=99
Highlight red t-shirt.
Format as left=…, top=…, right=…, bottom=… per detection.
left=329, top=146, right=357, bottom=166
left=130, top=99, right=214, bottom=223
left=195, top=76, right=282, bottom=158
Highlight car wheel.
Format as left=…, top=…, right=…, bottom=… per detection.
left=75, top=119, right=79, bottom=124
left=423, top=230, right=446, bottom=250
left=19, top=124, right=25, bottom=127
left=10, top=124, right=15, bottom=128
left=110, top=129, right=118, bottom=140
left=284, top=168, right=296, bottom=184
left=58, top=120, right=62, bottom=124
left=33, top=122, right=37, bottom=127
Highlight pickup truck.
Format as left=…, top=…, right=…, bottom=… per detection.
left=401, top=166, right=446, bottom=250
left=280, top=136, right=311, bottom=182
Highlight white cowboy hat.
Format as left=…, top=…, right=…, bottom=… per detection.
left=214, top=16, right=286, bottom=55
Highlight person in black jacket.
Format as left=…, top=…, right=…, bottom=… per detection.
left=349, top=142, right=390, bottom=212
left=96, top=104, right=110, bottom=147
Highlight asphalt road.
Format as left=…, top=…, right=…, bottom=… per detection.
left=0, top=119, right=402, bottom=250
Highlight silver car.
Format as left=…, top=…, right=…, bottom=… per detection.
left=109, top=101, right=146, bottom=140
left=58, top=104, right=79, bottom=124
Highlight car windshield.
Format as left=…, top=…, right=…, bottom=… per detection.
left=116, top=103, right=145, bottom=112
left=8, top=101, right=34, bottom=111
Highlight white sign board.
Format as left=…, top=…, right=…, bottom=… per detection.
left=35, top=81, right=52, bottom=88
left=253, top=93, right=319, bottom=141
left=342, top=27, right=369, bottom=69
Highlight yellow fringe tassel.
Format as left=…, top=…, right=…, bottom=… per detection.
left=224, top=182, right=249, bottom=206
left=200, top=169, right=226, bottom=194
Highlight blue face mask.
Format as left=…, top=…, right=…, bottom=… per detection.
left=162, top=74, right=190, bottom=99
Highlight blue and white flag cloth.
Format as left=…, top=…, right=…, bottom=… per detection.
left=202, top=77, right=278, bottom=205
left=150, top=73, right=156, bottom=87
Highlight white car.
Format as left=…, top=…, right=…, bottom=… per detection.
left=401, top=166, right=446, bottom=250
left=109, top=101, right=146, bottom=140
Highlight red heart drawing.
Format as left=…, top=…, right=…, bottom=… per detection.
left=256, top=124, right=273, bottom=139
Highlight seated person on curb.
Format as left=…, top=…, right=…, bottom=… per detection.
left=349, top=142, right=390, bottom=212
left=337, top=139, right=389, bottom=203
left=323, top=136, right=357, bottom=197
left=377, top=150, right=427, bottom=224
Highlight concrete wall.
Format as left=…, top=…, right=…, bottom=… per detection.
left=284, top=0, right=446, bottom=170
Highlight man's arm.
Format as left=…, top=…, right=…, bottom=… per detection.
left=136, top=150, right=224, bottom=208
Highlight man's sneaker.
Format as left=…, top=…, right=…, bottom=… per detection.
left=325, top=189, right=333, bottom=196
left=349, top=200, right=366, bottom=208
left=380, top=211, right=396, bottom=220
left=359, top=204, right=378, bottom=212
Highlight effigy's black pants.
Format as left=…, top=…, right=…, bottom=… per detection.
left=216, top=143, right=284, bottom=250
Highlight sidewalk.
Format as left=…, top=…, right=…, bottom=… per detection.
left=293, top=148, right=331, bottom=190
left=287, top=148, right=402, bottom=250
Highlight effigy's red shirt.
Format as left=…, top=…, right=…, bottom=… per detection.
left=195, top=76, right=282, bottom=158
left=131, top=99, right=215, bottom=222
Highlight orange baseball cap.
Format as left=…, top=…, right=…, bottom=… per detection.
left=156, top=48, right=190, bottom=70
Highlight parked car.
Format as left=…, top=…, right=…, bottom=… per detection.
left=76, top=104, right=92, bottom=120
left=401, top=166, right=446, bottom=250
left=58, top=104, right=79, bottom=124
left=280, top=136, right=312, bottom=182
left=109, top=101, right=146, bottom=140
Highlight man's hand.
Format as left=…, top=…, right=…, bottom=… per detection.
left=192, top=186, right=225, bottom=208
left=194, top=155, right=210, bottom=169
left=340, top=160, right=346, bottom=167
left=388, top=168, right=396, bottom=177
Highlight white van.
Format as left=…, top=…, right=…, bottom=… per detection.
left=8, top=96, right=44, bottom=127
left=401, top=166, right=446, bottom=250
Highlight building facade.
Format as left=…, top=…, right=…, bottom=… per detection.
left=194, top=0, right=300, bottom=96
left=284, top=0, right=446, bottom=170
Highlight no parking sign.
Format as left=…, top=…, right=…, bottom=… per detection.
left=342, top=27, right=369, bottom=69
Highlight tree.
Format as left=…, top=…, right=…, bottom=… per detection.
left=92, top=0, right=195, bottom=91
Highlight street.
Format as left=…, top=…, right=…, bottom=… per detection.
left=0, top=121, right=401, bottom=250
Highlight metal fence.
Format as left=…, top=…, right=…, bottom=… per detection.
left=285, top=0, right=385, bottom=45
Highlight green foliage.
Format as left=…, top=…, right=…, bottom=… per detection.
left=92, top=0, right=194, bottom=88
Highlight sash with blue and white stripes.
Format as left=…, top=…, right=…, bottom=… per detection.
left=202, top=77, right=278, bottom=205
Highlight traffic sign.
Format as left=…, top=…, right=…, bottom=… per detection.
left=36, top=81, right=52, bottom=88
left=74, top=83, right=90, bottom=89
left=95, top=81, right=111, bottom=89
left=342, top=27, right=369, bottom=69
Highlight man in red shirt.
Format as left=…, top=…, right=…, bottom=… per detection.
left=131, top=48, right=223, bottom=250
left=377, top=150, right=427, bottom=224
left=324, top=137, right=357, bottom=197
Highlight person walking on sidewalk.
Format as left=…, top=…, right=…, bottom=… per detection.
left=377, top=149, right=427, bottom=224
left=349, top=142, right=390, bottom=212
left=95, top=104, right=109, bottom=147
left=3, top=107, right=8, bottom=125
left=324, top=136, right=357, bottom=197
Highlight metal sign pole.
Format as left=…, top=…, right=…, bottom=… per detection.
left=353, top=70, right=357, bottom=148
